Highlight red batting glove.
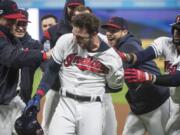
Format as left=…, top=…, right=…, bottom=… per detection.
left=125, top=68, right=153, bottom=83
left=117, top=51, right=129, bottom=61
left=114, top=48, right=133, bottom=62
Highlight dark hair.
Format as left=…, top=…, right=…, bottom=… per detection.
left=72, top=13, right=99, bottom=34
left=40, top=14, right=58, bottom=23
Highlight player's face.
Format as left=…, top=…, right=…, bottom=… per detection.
left=173, top=29, right=180, bottom=45
left=72, top=26, right=92, bottom=50
left=41, top=17, right=57, bottom=32
left=105, top=27, right=127, bottom=47
left=67, top=6, right=78, bottom=21
left=173, top=29, right=180, bottom=53
left=11, top=20, right=28, bottom=38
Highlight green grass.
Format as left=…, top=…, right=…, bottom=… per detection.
left=33, top=68, right=128, bottom=104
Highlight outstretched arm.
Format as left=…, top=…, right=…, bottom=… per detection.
left=118, top=46, right=156, bottom=65
left=125, top=68, right=180, bottom=87
left=25, top=58, right=61, bottom=112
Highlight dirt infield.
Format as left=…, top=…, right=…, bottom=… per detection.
left=114, top=104, right=130, bottom=135
left=37, top=98, right=130, bottom=135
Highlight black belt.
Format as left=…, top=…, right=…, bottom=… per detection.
left=64, top=91, right=101, bottom=102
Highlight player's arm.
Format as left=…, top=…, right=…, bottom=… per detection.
left=0, top=36, right=50, bottom=68
left=125, top=68, right=180, bottom=87
left=36, top=58, right=61, bottom=97
left=25, top=34, right=66, bottom=112
left=105, top=49, right=124, bottom=92
left=119, top=46, right=156, bottom=65
left=120, top=37, right=167, bottom=65
left=154, top=71, right=180, bottom=86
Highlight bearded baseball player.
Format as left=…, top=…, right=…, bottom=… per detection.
left=42, top=2, right=118, bottom=135
left=41, top=1, right=85, bottom=134
left=123, top=14, right=180, bottom=135
left=25, top=13, right=124, bottom=135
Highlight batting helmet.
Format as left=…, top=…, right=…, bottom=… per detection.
left=171, top=14, right=180, bottom=46
left=15, top=108, right=44, bottom=135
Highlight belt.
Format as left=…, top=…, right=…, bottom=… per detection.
left=63, top=91, right=101, bottom=102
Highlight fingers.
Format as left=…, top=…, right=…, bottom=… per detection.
left=124, top=68, right=143, bottom=83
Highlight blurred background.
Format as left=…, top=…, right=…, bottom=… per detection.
left=16, top=0, right=179, bottom=41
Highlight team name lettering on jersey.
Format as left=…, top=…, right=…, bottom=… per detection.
left=164, top=61, right=177, bottom=74
left=64, top=53, right=109, bottom=74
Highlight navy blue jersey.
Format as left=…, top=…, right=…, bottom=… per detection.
left=19, top=33, right=43, bottom=104
left=117, top=33, right=170, bottom=114
left=0, top=27, right=43, bottom=104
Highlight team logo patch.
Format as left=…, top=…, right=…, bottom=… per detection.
left=64, top=53, right=109, bottom=74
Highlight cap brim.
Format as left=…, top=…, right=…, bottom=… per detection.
left=101, top=23, right=121, bottom=29
left=3, top=13, right=25, bottom=19
left=67, top=3, right=82, bottom=7
left=17, top=18, right=31, bottom=23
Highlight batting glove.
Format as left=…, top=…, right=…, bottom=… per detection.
left=24, top=94, right=41, bottom=113
left=114, top=49, right=136, bottom=64
left=125, top=68, right=156, bottom=83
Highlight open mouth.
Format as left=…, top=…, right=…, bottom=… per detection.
left=107, top=36, right=115, bottom=42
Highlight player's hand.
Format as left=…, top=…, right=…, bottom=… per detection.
left=24, top=94, right=41, bottom=113
left=114, top=49, right=133, bottom=62
left=46, top=49, right=52, bottom=59
left=125, top=68, right=153, bottom=83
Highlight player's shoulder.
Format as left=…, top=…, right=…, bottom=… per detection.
left=55, top=33, right=74, bottom=48
left=154, top=36, right=172, bottom=44
left=57, top=33, right=73, bottom=42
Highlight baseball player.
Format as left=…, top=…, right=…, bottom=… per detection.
left=41, top=3, right=118, bottom=135
left=40, top=14, right=58, bottom=33
left=11, top=9, right=43, bottom=104
left=101, top=16, right=170, bottom=135
left=25, top=13, right=124, bottom=135
left=122, top=14, right=180, bottom=135
left=41, top=1, right=85, bottom=134
left=0, top=1, right=51, bottom=134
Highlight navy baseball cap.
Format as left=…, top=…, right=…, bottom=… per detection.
left=66, top=0, right=84, bottom=7
left=101, top=16, right=128, bottom=30
left=0, top=0, right=25, bottom=19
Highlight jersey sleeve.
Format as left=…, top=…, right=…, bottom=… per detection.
left=150, top=37, right=168, bottom=58
left=0, top=36, right=43, bottom=68
left=105, top=48, right=124, bottom=91
left=51, top=35, right=68, bottom=65
left=135, top=37, right=169, bottom=64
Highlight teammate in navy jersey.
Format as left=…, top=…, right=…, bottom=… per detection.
left=122, top=14, right=180, bottom=135
left=101, top=16, right=170, bottom=135
left=0, top=1, right=50, bottom=134
left=12, top=9, right=43, bottom=104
